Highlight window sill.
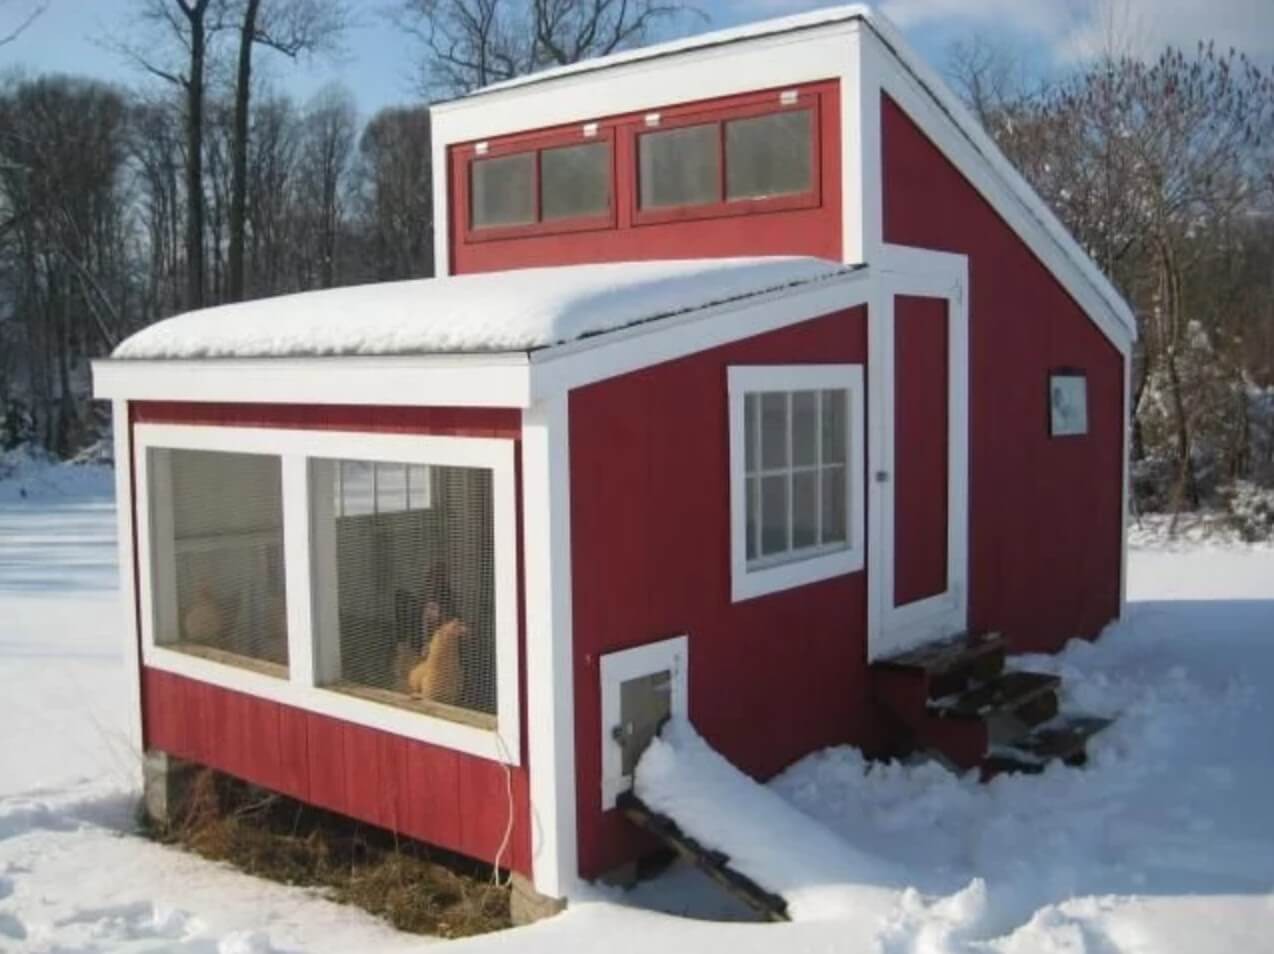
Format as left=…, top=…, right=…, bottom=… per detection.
left=633, top=190, right=820, bottom=228
left=732, top=546, right=864, bottom=603
left=160, top=641, right=289, bottom=679
left=463, top=211, right=616, bottom=244
left=325, top=680, right=497, bottom=731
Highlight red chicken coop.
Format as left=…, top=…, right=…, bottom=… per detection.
left=94, top=5, right=1134, bottom=911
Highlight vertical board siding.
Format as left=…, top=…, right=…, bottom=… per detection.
left=449, top=83, right=843, bottom=275
left=881, top=94, right=1123, bottom=652
left=133, top=401, right=530, bottom=876
left=569, top=307, right=871, bottom=878
left=893, top=295, right=950, bottom=607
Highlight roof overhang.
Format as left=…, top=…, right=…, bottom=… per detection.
left=92, top=267, right=874, bottom=410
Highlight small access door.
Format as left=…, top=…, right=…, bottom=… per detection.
left=868, top=266, right=969, bottom=660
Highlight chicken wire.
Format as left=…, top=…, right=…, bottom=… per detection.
left=152, top=448, right=290, bottom=671
left=320, top=460, right=496, bottom=719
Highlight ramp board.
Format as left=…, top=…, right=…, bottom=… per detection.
left=617, top=791, right=790, bottom=922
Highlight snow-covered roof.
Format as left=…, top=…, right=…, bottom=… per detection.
left=465, top=4, right=871, bottom=99
left=111, top=258, right=855, bottom=361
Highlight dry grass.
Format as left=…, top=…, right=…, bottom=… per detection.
left=141, top=769, right=511, bottom=939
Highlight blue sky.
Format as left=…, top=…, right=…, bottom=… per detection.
left=4, top=0, right=1272, bottom=118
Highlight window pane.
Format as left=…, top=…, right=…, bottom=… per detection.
left=472, top=152, right=535, bottom=228
left=407, top=465, right=432, bottom=511
left=725, top=109, right=813, bottom=200
left=320, top=461, right=497, bottom=719
left=541, top=142, right=611, bottom=221
left=639, top=123, right=720, bottom=209
left=375, top=462, right=407, bottom=514
left=154, top=449, right=289, bottom=672
left=792, top=390, right=818, bottom=467
left=760, top=474, right=788, bottom=556
left=339, top=460, right=375, bottom=516
left=821, top=389, right=848, bottom=465
left=745, top=475, right=758, bottom=561
left=760, top=392, right=788, bottom=470
left=793, top=470, right=818, bottom=549
left=822, top=464, right=848, bottom=544
left=744, top=393, right=758, bottom=473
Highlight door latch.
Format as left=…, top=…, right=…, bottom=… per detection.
left=874, top=470, right=890, bottom=483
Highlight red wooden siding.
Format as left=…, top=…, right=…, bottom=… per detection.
left=449, top=82, right=842, bottom=275
left=143, top=669, right=531, bottom=872
left=568, top=306, right=872, bottom=879
left=893, top=295, right=950, bottom=607
left=881, top=94, right=1123, bottom=652
left=130, top=401, right=530, bottom=875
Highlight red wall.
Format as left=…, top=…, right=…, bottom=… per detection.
left=881, top=95, right=1124, bottom=652
left=449, top=82, right=842, bottom=275
left=130, top=401, right=532, bottom=875
left=893, top=295, right=950, bottom=607
left=568, top=306, right=872, bottom=878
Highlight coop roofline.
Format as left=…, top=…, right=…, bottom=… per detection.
left=92, top=261, right=872, bottom=408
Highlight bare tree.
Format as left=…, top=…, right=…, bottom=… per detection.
left=398, top=0, right=702, bottom=96
left=294, top=84, right=356, bottom=289
left=0, top=0, right=47, bottom=49
left=227, top=0, right=350, bottom=302
left=356, top=105, right=433, bottom=281
left=119, top=0, right=231, bottom=311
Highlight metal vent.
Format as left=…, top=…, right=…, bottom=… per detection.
left=318, top=459, right=497, bottom=721
left=152, top=448, right=289, bottom=673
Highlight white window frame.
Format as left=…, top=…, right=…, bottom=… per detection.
left=728, top=364, right=866, bottom=602
left=133, top=423, right=521, bottom=765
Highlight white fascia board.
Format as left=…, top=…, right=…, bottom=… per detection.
left=92, top=353, right=533, bottom=408
left=860, top=18, right=1136, bottom=353
left=526, top=268, right=873, bottom=400
left=430, top=26, right=856, bottom=148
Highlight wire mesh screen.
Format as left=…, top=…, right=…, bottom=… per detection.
left=150, top=448, right=289, bottom=672
left=318, top=460, right=496, bottom=721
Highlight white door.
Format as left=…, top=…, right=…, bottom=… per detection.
left=868, top=264, right=970, bottom=660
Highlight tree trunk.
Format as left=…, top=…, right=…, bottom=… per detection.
left=228, top=0, right=260, bottom=303
left=185, top=3, right=209, bottom=311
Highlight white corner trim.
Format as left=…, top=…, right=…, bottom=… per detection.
left=131, top=422, right=522, bottom=765
left=112, top=400, right=145, bottom=765
left=599, top=635, right=688, bottom=809
left=521, top=396, right=579, bottom=900
left=727, top=364, right=867, bottom=603
left=92, top=353, right=532, bottom=408
left=1121, top=348, right=1131, bottom=614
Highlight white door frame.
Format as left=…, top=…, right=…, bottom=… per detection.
left=868, top=246, right=970, bottom=661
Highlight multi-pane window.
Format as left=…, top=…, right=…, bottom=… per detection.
left=470, top=140, right=612, bottom=230
left=729, top=365, right=864, bottom=602
left=638, top=107, right=814, bottom=211
left=315, top=459, right=497, bottom=723
left=743, top=388, right=850, bottom=566
left=148, top=448, right=289, bottom=673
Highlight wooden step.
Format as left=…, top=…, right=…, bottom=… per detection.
left=983, top=715, right=1113, bottom=776
left=930, top=670, right=1060, bottom=721
left=876, top=631, right=1007, bottom=699
left=616, top=791, right=790, bottom=922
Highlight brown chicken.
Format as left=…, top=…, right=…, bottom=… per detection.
left=408, top=619, right=468, bottom=706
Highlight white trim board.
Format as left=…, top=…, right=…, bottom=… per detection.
left=520, top=396, right=580, bottom=899
left=112, top=400, right=145, bottom=766
left=131, top=422, right=522, bottom=765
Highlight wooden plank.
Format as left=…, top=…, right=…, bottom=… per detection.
left=617, top=792, right=789, bottom=922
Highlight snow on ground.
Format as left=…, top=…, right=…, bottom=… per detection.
left=111, top=258, right=852, bottom=360
left=1, top=456, right=1272, bottom=953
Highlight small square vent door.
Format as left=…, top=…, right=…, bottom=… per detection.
left=599, top=635, right=688, bottom=808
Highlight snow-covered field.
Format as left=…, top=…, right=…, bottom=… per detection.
left=1, top=457, right=1272, bottom=953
